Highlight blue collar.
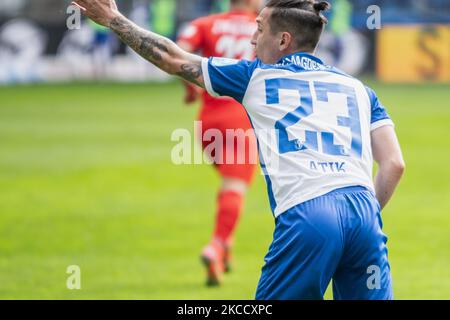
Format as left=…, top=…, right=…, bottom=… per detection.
left=277, top=52, right=323, bottom=64
left=276, top=52, right=328, bottom=71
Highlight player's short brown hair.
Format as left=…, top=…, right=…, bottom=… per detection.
left=265, top=0, right=331, bottom=52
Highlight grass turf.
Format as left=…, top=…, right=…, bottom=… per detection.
left=0, top=81, right=449, bottom=299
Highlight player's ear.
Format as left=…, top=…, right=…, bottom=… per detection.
left=279, top=32, right=292, bottom=51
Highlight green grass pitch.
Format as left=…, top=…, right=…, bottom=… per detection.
left=0, top=80, right=449, bottom=299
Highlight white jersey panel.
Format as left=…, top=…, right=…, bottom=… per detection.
left=243, top=69, right=376, bottom=216
left=201, top=53, right=394, bottom=217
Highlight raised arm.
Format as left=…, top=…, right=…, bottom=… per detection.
left=371, top=125, right=405, bottom=209
left=72, top=0, right=205, bottom=87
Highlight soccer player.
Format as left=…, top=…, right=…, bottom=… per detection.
left=176, top=0, right=262, bottom=286
left=74, top=0, right=405, bottom=299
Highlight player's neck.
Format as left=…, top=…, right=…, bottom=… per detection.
left=276, top=49, right=315, bottom=63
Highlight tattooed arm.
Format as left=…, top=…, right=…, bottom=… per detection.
left=110, top=16, right=204, bottom=86
left=72, top=0, right=205, bottom=87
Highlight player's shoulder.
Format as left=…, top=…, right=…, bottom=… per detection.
left=363, top=84, right=382, bottom=107
left=206, top=57, right=262, bottom=86
left=326, top=67, right=374, bottom=103
left=209, top=57, right=261, bottom=70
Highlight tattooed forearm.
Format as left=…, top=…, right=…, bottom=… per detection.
left=108, top=15, right=204, bottom=87
left=110, top=16, right=169, bottom=66
left=177, top=63, right=203, bottom=87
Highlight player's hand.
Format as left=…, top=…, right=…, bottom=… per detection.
left=184, top=82, right=202, bottom=105
left=72, top=0, right=121, bottom=27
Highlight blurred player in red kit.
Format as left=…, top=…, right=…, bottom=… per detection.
left=177, top=0, right=263, bottom=286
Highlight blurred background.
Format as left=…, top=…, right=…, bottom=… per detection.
left=0, top=0, right=449, bottom=299
left=0, top=0, right=449, bottom=83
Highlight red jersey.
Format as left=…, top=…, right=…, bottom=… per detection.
left=177, top=9, right=257, bottom=109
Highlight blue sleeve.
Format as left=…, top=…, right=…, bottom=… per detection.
left=201, top=57, right=259, bottom=104
left=365, top=86, right=394, bottom=130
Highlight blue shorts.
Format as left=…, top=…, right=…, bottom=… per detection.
left=255, top=186, right=393, bottom=300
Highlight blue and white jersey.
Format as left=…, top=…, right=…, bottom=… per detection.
left=201, top=53, right=394, bottom=217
